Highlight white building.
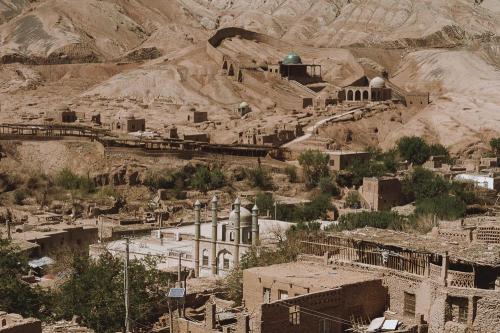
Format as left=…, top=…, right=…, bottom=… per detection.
left=454, top=173, right=500, bottom=191
left=101, top=197, right=295, bottom=277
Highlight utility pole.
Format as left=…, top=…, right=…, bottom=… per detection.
left=177, top=251, right=182, bottom=288
left=5, top=210, right=11, bottom=240
left=124, top=238, right=131, bottom=333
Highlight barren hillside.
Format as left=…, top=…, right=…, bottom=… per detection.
left=0, top=0, right=499, bottom=152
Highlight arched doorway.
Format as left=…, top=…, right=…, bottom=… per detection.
left=362, top=90, right=369, bottom=100
left=228, top=64, right=235, bottom=76
left=237, top=70, right=243, bottom=82
left=347, top=90, right=353, bottom=101
left=222, top=61, right=228, bottom=71
left=355, top=90, right=361, bottom=101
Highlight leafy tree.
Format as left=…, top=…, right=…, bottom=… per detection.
left=345, top=191, right=361, bottom=209
left=0, top=238, right=49, bottom=317
left=402, top=167, right=449, bottom=200
left=190, top=166, right=211, bottom=193
left=429, top=143, right=451, bottom=161
left=54, top=254, right=171, bottom=333
left=396, top=136, right=430, bottom=165
left=347, top=158, right=388, bottom=187
left=293, top=194, right=333, bottom=222
left=318, top=176, right=340, bottom=197
left=298, top=150, right=330, bottom=188
left=284, top=165, right=298, bottom=183
left=255, top=192, right=274, bottom=214
left=490, top=138, right=500, bottom=156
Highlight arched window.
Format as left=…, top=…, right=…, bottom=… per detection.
left=362, top=90, right=369, bottom=100
left=228, top=64, right=235, bottom=76
left=218, top=251, right=232, bottom=270
left=355, top=90, right=361, bottom=101
left=222, top=61, right=228, bottom=71
left=1, top=319, right=7, bottom=327
left=347, top=90, right=353, bottom=101
left=202, top=249, right=209, bottom=266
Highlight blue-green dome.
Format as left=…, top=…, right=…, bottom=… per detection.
left=283, top=52, right=302, bottom=65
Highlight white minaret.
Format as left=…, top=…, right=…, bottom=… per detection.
left=233, top=198, right=241, bottom=267
left=211, top=196, right=218, bottom=276
left=252, top=204, right=259, bottom=246
left=194, top=200, right=201, bottom=277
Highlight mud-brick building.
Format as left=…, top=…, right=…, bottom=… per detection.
left=111, top=110, right=145, bottom=133
left=325, top=150, right=370, bottom=171
left=0, top=312, right=41, bottom=333
left=404, top=92, right=430, bottom=108
left=299, top=228, right=500, bottom=333
left=359, top=177, right=403, bottom=211
left=48, top=106, right=77, bottom=123
left=11, top=224, right=98, bottom=257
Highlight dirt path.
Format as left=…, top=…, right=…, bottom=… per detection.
left=282, top=106, right=364, bottom=148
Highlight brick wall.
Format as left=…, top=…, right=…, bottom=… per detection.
left=255, top=280, right=387, bottom=333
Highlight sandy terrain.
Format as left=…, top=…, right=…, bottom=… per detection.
left=0, top=0, right=498, bottom=161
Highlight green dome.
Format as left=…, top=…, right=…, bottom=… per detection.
left=283, top=52, right=302, bottom=65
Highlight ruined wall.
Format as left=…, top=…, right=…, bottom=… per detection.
left=473, top=295, right=500, bottom=333
left=255, top=280, right=387, bottom=333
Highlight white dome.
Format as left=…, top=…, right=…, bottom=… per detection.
left=229, top=206, right=252, bottom=226
left=239, top=102, right=249, bottom=108
left=370, top=77, right=386, bottom=89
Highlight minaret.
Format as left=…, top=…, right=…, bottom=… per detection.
left=210, top=196, right=218, bottom=276
left=252, top=204, right=259, bottom=246
left=233, top=198, right=241, bottom=267
left=194, top=200, right=201, bottom=277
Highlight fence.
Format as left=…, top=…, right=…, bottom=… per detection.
left=299, top=235, right=430, bottom=276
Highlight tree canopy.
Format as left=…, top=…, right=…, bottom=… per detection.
left=298, top=150, right=330, bottom=188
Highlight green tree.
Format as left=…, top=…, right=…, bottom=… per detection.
left=490, top=138, right=500, bottom=156
left=190, top=166, right=211, bottom=193
left=429, top=143, right=450, bottom=161
left=402, top=167, right=449, bottom=200
left=209, top=167, right=226, bottom=189
left=397, top=136, right=430, bottom=165
left=345, top=191, right=361, bottom=209
left=318, top=176, right=340, bottom=197
left=298, top=150, right=330, bottom=188
left=55, top=168, right=95, bottom=194
left=0, top=239, right=48, bottom=317
left=54, top=254, right=171, bottom=333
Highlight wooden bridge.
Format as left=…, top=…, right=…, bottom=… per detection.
left=0, top=123, right=282, bottom=158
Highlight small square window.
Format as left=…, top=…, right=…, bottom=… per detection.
left=278, top=289, right=288, bottom=300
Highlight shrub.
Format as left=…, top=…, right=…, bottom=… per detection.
left=415, top=194, right=466, bottom=220
left=209, top=167, right=226, bottom=189
left=298, top=150, right=330, bottom=188
left=333, top=211, right=406, bottom=231
left=190, top=166, right=211, bottom=193
left=55, top=168, right=95, bottom=194
left=284, top=165, right=298, bottom=183
left=255, top=192, right=274, bottom=215
left=397, top=136, right=430, bottom=165
left=348, top=159, right=388, bottom=187
left=13, top=189, right=26, bottom=205
left=245, top=167, right=273, bottom=190
left=318, top=176, right=340, bottom=196
left=345, top=191, right=361, bottom=209
left=402, top=167, right=448, bottom=200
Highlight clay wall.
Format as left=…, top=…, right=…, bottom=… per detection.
left=405, top=93, right=430, bottom=108
left=0, top=313, right=41, bottom=333
left=255, top=280, right=387, bottom=333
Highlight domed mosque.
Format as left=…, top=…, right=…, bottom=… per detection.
left=282, top=51, right=302, bottom=65
left=266, top=51, right=322, bottom=84
left=342, top=74, right=393, bottom=102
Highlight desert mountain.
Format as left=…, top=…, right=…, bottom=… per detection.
left=0, top=0, right=499, bottom=152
